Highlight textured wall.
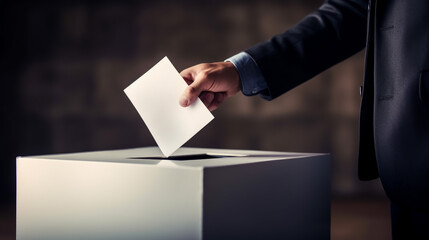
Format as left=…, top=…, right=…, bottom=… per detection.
left=1, top=0, right=385, bottom=201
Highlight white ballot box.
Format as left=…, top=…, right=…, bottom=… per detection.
left=16, top=147, right=330, bottom=240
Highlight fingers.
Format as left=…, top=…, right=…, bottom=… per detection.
left=180, top=67, right=194, bottom=85
left=207, top=92, right=226, bottom=111
left=179, top=62, right=239, bottom=109
left=179, top=79, right=208, bottom=107
left=179, top=67, right=196, bottom=107
left=199, top=91, right=215, bottom=107
left=188, top=91, right=224, bottom=111
left=179, top=65, right=214, bottom=107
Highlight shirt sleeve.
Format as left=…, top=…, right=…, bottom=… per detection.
left=225, top=52, right=269, bottom=97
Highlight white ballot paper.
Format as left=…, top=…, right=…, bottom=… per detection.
left=124, top=57, right=214, bottom=157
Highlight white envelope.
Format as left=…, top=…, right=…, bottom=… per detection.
left=124, top=57, right=214, bottom=157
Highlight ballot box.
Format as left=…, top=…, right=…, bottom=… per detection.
left=16, top=147, right=330, bottom=240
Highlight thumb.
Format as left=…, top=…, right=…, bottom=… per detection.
left=179, top=79, right=207, bottom=107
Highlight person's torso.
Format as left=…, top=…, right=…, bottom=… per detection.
left=371, top=0, right=429, bottom=210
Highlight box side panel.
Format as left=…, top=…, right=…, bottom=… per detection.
left=203, top=155, right=330, bottom=240
left=16, top=158, right=202, bottom=240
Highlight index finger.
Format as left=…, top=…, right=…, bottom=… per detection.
left=180, top=67, right=195, bottom=85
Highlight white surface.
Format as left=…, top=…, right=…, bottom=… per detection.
left=30, top=147, right=318, bottom=168
left=124, top=57, right=214, bottom=157
left=17, top=158, right=203, bottom=240
left=16, top=148, right=330, bottom=240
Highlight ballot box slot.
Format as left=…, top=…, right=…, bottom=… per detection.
left=128, top=153, right=244, bottom=161
left=127, top=153, right=304, bottom=161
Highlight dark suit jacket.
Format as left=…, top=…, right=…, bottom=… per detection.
left=245, top=0, right=429, bottom=210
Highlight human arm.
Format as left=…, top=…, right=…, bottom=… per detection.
left=246, top=0, right=368, bottom=99
left=179, top=61, right=241, bottom=111
left=180, top=0, right=368, bottom=107
left=179, top=52, right=268, bottom=111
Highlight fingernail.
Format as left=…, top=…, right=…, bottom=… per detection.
left=179, top=95, right=189, bottom=107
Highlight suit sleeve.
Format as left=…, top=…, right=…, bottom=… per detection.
left=246, top=0, right=368, bottom=100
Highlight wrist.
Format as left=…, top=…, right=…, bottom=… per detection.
left=224, top=61, right=242, bottom=93
left=226, top=52, right=267, bottom=96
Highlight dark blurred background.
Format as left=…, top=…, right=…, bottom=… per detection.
left=1, top=0, right=391, bottom=239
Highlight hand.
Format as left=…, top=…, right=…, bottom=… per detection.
left=179, top=62, right=241, bottom=111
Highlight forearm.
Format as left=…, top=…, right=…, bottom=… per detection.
left=246, top=0, right=368, bottom=99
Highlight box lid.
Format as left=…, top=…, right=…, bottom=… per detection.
left=18, top=147, right=326, bottom=168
